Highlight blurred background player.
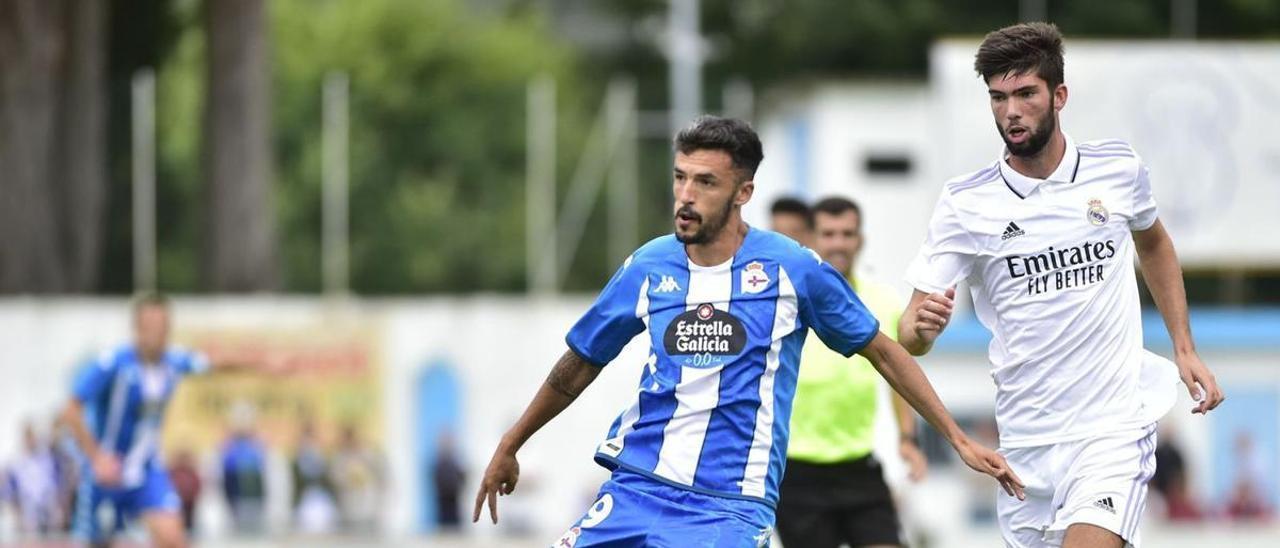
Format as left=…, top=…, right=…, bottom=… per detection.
left=779, top=196, right=927, bottom=548
left=473, top=116, right=1022, bottom=547
left=60, top=293, right=267, bottom=548
left=769, top=196, right=813, bottom=246
left=3, top=421, right=65, bottom=537
left=900, top=22, right=1224, bottom=548
left=220, top=402, right=267, bottom=536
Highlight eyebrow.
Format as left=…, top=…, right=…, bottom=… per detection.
left=675, top=167, right=717, bottom=182
left=990, top=85, right=1039, bottom=96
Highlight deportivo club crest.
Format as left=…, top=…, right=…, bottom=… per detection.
left=1087, top=198, right=1109, bottom=226
left=741, top=261, right=770, bottom=294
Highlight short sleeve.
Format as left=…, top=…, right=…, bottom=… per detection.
left=800, top=261, right=880, bottom=357
left=1129, top=159, right=1159, bottom=231
left=171, top=347, right=211, bottom=376
left=72, top=352, right=117, bottom=403
left=905, top=193, right=979, bottom=294
left=565, top=255, right=648, bottom=367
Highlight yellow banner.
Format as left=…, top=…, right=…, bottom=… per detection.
left=162, top=324, right=382, bottom=457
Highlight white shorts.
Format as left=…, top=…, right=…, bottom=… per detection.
left=996, top=423, right=1158, bottom=548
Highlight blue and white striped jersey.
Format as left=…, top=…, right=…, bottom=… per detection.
left=566, top=227, right=879, bottom=506
left=72, top=344, right=208, bottom=487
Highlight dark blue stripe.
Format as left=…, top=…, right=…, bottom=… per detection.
left=615, top=261, right=691, bottom=472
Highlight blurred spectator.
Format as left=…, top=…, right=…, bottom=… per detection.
left=431, top=431, right=466, bottom=530
left=1225, top=432, right=1272, bottom=521
left=221, top=404, right=267, bottom=535
left=291, top=422, right=337, bottom=534
left=168, top=449, right=202, bottom=533
left=49, top=417, right=81, bottom=535
left=769, top=196, right=814, bottom=246
left=4, top=422, right=63, bottom=535
left=330, top=425, right=385, bottom=534
left=1151, top=426, right=1203, bottom=521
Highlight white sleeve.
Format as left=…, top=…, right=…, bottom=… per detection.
left=1129, top=158, right=1159, bottom=231
left=905, top=193, right=979, bottom=293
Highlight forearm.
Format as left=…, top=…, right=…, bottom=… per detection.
left=61, top=402, right=100, bottom=458
left=892, top=391, right=916, bottom=439
left=498, top=349, right=602, bottom=454
left=861, top=335, right=965, bottom=447
left=1136, top=228, right=1194, bottom=354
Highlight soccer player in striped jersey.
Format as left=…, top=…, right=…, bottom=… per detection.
left=900, top=23, right=1225, bottom=548
left=60, top=294, right=261, bottom=547
left=473, top=116, right=1023, bottom=547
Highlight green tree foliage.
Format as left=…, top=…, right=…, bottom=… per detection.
left=144, top=0, right=589, bottom=293
left=271, top=0, right=586, bottom=293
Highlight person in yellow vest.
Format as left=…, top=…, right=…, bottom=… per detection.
left=777, top=196, right=927, bottom=548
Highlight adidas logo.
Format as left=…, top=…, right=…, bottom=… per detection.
left=1001, top=221, right=1026, bottom=241
left=654, top=275, right=682, bottom=293
left=1093, top=496, right=1117, bottom=514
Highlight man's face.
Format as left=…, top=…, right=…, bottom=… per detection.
left=813, top=209, right=861, bottom=275
left=134, top=305, right=170, bottom=359
left=672, top=150, right=752, bottom=244
left=987, top=72, right=1063, bottom=157
left=770, top=212, right=811, bottom=246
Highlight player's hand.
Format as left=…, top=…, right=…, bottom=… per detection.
left=913, top=287, right=956, bottom=344
left=1176, top=351, right=1224, bottom=415
left=954, top=438, right=1024, bottom=500
left=900, top=438, right=928, bottom=482
left=92, top=452, right=122, bottom=486
left=473, top=446, right=520, bottom=524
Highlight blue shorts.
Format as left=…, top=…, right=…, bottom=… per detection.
left=75, top=465, right=181, bottom=542
left=553, top=469, right=775, bottom=547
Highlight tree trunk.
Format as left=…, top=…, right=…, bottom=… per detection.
left=54, top=0, right=108, bottom=291
left=0, top=0, right=68, bottom=292
left=202, top=0, right=278, bottom=291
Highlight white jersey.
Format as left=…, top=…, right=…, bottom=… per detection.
left=906, top=134, right=1165, bottom=448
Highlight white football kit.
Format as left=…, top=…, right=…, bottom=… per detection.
left=907, top=134, right=1179, bottom=547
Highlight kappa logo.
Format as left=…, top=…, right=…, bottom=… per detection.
left=654, top=275, right=682, bottom=293
left=741, top=261, right=770, bottom=294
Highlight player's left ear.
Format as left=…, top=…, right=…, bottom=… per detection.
left=1052, top=83, right=1068, bottom=112
left=735, top=179, right=754, bottom=206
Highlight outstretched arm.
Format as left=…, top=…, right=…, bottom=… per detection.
left=473, top=349, right=603, bottom=524
left=1133, top=219, right=1224, bottom=414
left=858, top=333, right=1023, bottom=499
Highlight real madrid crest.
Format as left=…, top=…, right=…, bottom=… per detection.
left=741, top=261, right=770, bottom=294
left=1087, top=198, right=1109, bottom=226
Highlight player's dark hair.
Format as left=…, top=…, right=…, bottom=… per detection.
left=812, top=196, right=861, bottom=229
left=812, top=196, right=860, bottom=216
left=674, top=116, right=764, bottom=183
left=132, top=291, right=170, bottom=316
left=770, top=196, right=813, bottom=228
left=974, top=22, right=1065, bottom=91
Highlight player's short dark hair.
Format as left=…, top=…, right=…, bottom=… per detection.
left=974, top=22, right=1065, bottom=91
left=132, top=291, right=170, bottom=316
left=812, top=196, right=862, bottom=229
left=674, top=116, right=764, bottom=183
left=770, top=196, right=813, bottom=228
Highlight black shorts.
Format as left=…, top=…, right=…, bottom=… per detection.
left=776, top=455, right=904, bottom=547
